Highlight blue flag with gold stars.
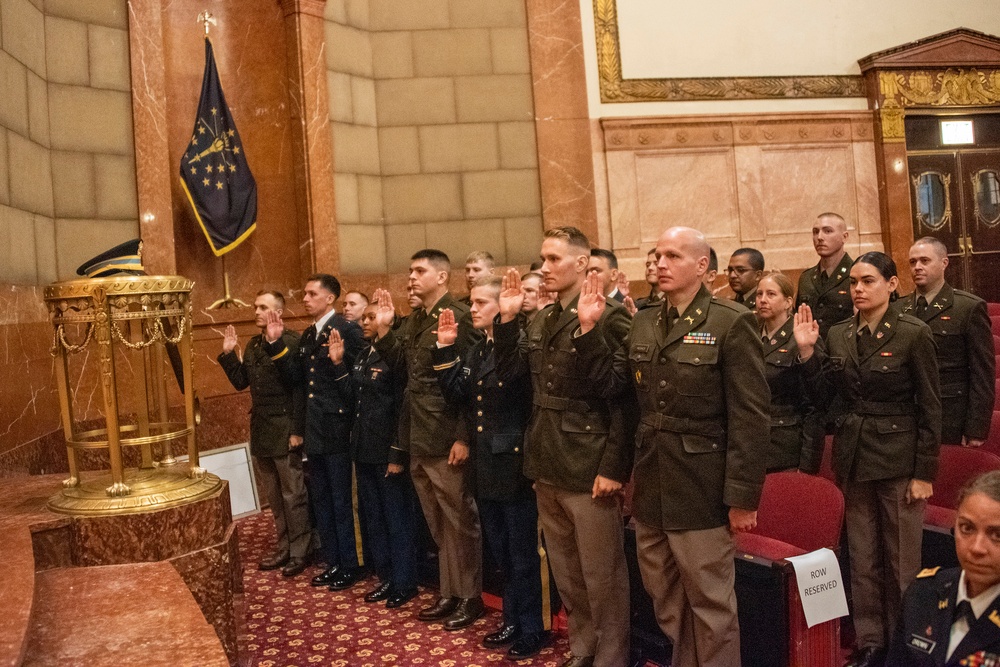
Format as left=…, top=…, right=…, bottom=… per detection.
left=180, top=38, right=257, bottom=256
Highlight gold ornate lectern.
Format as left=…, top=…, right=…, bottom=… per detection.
left=44, top=275, right=224, bottom=515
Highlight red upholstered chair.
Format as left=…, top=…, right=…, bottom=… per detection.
left=992, top=316, right=1000, bottom=336
left=734, top=472, right=845, bottom=667
left=989, top=303, right=1000, bottom=316
left=994, top=335, right=1000, bottom=355
left=982, top=412, right=1000, bottom=456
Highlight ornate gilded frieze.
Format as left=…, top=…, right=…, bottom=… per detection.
left=593, top=0, right=865, bottom=103
left=879, top=68, right=1000, bottom=107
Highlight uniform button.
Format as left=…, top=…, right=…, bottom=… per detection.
left=356, top=412, right=360, bottom=417
left=585, top=425, right=591, bottom=431
left=882, top=365, right=888, bottom=371
left=477, top=411, right=483, bottom=417
left=712, top=443, right=719, bottom=450
left=571, top=348, right=576, bottom=353
left=308, top=393, right=314, bottom=398
left=778, top=420, right=784, bottom=425
left=659, top=380, right=666, bottom=388
left=310, top=367, right=315, bottom=373
left=514, top=447, right=519, bottom=453
left=338, top=409, right=343, bottom=414
left=891, top=424, right=898, bottom=430
left=548, top=364, right=554, bottom=370
left=477, top=380, right=483, bottom=385
left=309, top=380, right=314, bottom=386
left=693, top=358, right=700, bottom=364
left=659, top=401, right=665, bottom=408
left=546, top=382, right=553, bottom=389
left=477, top=426, right=483, bottom=432
left=659, top=357, right=667, bottom=364
left=477, top=395, right=483, bottom=401
left=498, top=382, right=503, bottom=387
left=549, top=346, right=555, bottom=352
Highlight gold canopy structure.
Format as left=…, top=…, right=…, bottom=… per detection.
left=44, top=275, right=223, bottom=515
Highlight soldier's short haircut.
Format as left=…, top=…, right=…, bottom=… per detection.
left=759, top=272, right=795, bottom=300
left=544, top=226, right=591, bottom=253
left=471, top=275, right=503, bottom=299
left=959, top=470, right=1000, bottom=506
left=708, top=247, right=718, bottom=272
left=345, top=290, right=369, bottom=304
left=305, top=273, right=341, bottom=299
left=647, top=247, right=657, bottom=256
left=529, top=260, right=543, bottom=271
left=255, top=289, right=285, bottom=309
left=521, top=271, right=543, bottom=282
left=817, top=212, right=846, bottom=224
left=913, top=236, right=950, bottom=258
left=732, top=247, right=765, bottom=272
left=466, top=250, right=495, bottom=267
left=590, top=247, right=619, bottom=269
left=411, top=249, right=451, bottom=272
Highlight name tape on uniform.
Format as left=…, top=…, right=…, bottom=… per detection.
left=785, top=548, right=849, bottom=628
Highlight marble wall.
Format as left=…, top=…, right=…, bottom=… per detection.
left=598, top=113, right=883, bottom=278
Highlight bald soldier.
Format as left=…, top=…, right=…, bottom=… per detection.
left=796, top=212, right=854, bottom=337
left=576, top=227, right=770, bottom=667
left=902, top=237, right=995, bottom=446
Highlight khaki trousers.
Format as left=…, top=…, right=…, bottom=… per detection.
left=535, top=482, right=629, bottom=667
left=411, top=456, right=482, bottom=599
left=257, top=452, right=312, bottom=559
left=635, top=521, right=741, bottom=667
left=843, top=476, right=925, bottom=650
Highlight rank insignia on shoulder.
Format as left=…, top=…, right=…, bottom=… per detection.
left=683, top=332, right=716, bottom=345
left=917, top=567, right=940, bottom=578
left=939, top=600, right=948, bottom=610
left=684, top=316, right=695, bottom=324
left=991, top=610, right=1000, bottom=629
left=695, top=308, right=703, bottom=315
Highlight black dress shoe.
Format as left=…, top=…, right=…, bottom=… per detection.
left=386, top=587, right=419, bottom=609
left=329, top=568, right=361, bottom=591
left=443, top=596, right=485, bottom=631
left=281, top=557, right=307, bottom=577
left=561, top=657, right=594, bottom=667
left=258, top=552, right=289, bottom=571
left=844, top=646, right=885, bottom=667
left=310, top=566, right=340, bottom=587
left=418, top=596, right=459, bottom=621
left=482, top=623, right=520, bottom=648
left=364, top=580, right=393, bottom=603
left=508, top=631, right=548, bottom=659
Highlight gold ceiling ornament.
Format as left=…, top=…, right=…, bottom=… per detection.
left=879, top=68, right=1000, bottom=108
left=44, top=275, right=223, bottom=515
left=593, top=0, right=865, bottom=103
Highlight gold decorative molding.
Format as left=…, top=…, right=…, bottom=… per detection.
left=879, top=68, right=1000, bottom=107
left=593, top=0, right=865, bottom=103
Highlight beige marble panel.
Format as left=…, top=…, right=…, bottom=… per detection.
left=384, top=222, right=427, bottom=270
left=48, top=84, right=133, bottom=154
left=334, top=173, right=360, bottom=224
left=449, top=0, right=526, bottom=28
left=418, top=124, right=498, bottom=173
left=26, top=70, right=49, bottom=147
left=498, top=121, right=537, bottom=169
left=88, top=25, right=130, bottom=92
left=635, top=149, right=740, bottom=246
left=0, top=130, right=8, bottom=206
left=326, top=71, right=354, bottom=123
left=0, top=204, right=36, bottom=283
left=1, top=0, right=45, bottom=77
left=733, top=145, right=763, bottom=241
left=759, top=145, right=855, bottom=236
left=44, top=16, right=89, bottom=86
left=369, top=0, right=449, bottom=30
left=504, top=216, right=544, bottom=264
left=50, top=150, right=96, bottom=218
left=7, top=132, right=52, bottom=216
left=324, top=21, right=373, bottom=78
left=34, top=214, right=56, bottom=283
left=378, top=126, right=420, bottom=175
left=853, top=141, right=881, bottom=238
left=94, top=153, right=138, bottom=219
left=0, top=51, right=29, bottom=137
left=490, top=28, right=530, bottom=74
left=357, top=174, right=383, bottom=224
left=43, top=0, right=127, bottom=29
left=425, top=218, right=507, bottom=264
left=350, top=76, right=377, bottom=127
left=455, top=74, right=533, bottom=123
left=605, top=151, right=638, bottom=249
left=53, top=217, right=137, bottom=279
left=370, top=31, right=413, bottom=79
left=324, top=0, right=348, bottom=23
left=375, top=78, right=456, bottom=126
left=462, top=170, right=540, bottom=219
left=331, top=122, right=380, bottom=174
left=382, top=174, right=462, bottom=224
left=412, top=29, right=492, bottom=77
left=339, top=225, right=386, bottom=274
left=345, top=0, right=370, bottom=29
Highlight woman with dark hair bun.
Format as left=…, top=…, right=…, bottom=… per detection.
left=794, top=251, right=941, bottom=667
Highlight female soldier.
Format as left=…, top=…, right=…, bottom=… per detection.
left=755, top=273, right=824, bottom=473
left=794, top=252, right=941, bottom=667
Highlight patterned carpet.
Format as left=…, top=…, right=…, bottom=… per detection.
left=237, top=510, right=573, bottom=667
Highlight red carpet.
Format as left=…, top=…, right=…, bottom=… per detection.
left=237, top=511, right=572, bottom=666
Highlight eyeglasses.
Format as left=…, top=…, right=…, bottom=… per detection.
left=725, top=267, right=752, bottom=275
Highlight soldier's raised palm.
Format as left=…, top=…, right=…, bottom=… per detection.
left=499, top=268, right=524, bottom=322
left=327, top=329, right=345, bottom=365
left=437, top=308, right=458, bottom=346
left=264, top=310, right=284, bottom=343
left=373, top=289, right=395, bottom=336
left=222, top=324, right=239, bottom=354
left=793, top=304, right=820, bottom=360
left=577, top=272, right=607, bottom=334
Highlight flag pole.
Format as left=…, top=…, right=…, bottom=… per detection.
left=208, top=254, right=249, bottom=309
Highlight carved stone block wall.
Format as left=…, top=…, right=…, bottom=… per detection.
left=599, top=112, right=883, bottom=278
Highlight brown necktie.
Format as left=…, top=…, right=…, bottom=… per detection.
left=915, top=296, right=928, bottom=318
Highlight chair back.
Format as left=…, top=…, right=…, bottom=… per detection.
left=753, top=471, right=845, bottom=553
left=931, top=445, right=1000, bottom=510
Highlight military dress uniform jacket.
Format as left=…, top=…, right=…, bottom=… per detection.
left=374, top=293, right=479, bottom=459
left=900, top=284, right=995, bottom=444
left=886, top=567, right=1000, bottom=667
left=432, top=336, right=534, bottom=502
left=575, top=286, right=770, bottom=531
left=218, top=331, right=305, bottom=458
left=801, top=309, right=941, bottom=483
left=264, top=314, right=365, bottom=457
left=493, top=295, right=634, bottom=494
left=761, top=319, right=825, bottom=473
left=796, top=253, right=854, bottom=336
left=734, top=290, right=757, bottom=312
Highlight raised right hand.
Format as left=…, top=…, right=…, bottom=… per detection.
left=437, top=308, right=458, bottom=346
left=577, top=271, right=607, bottom=334
left=264, top=310, right=284, bottom=343
left=327, top=328, right=345, bottom=365
left=499, top=268, right=524, bottom=323
left=793, top=304, right=820, bottom=360
left=373, top=288, right=396, bottom=337
left=222, top=324, right=238, bottom=353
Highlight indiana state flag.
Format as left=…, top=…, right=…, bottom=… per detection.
left=180, top=38, right=257, bottom=256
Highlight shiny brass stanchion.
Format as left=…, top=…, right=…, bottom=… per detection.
left=44, top=275, right=223, bottom=516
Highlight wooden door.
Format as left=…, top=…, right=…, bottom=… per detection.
left=959, top=149, right=1000, bottom=302
left=907, top=152, right=968, bottom=290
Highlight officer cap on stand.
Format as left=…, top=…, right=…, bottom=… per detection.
left=75, top=239, right=145, bottom=278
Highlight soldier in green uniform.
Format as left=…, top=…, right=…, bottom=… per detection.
left=373, top=249, right=485, bottom=630
left=902, top=237, right=995, bottom=446
left=218, top=290, right=310, bottom=577
left=796, top=252, right=941, bottom=667
left=796, top=212, right=854, bottom=337
left=575, top=226, right=769, bottom=667
left=725, top=247, right=764, bottom=311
